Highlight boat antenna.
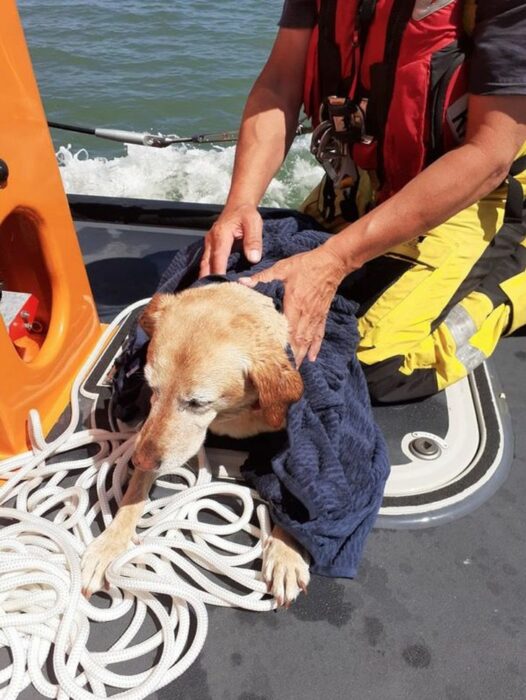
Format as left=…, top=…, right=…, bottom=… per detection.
left=47, top=120, right=311, bottom=148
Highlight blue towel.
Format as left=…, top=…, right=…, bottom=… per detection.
left=113, top=216, right=390, bottom=578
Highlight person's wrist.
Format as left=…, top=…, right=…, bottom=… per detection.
left=224, top=191, right=260, bottom=211
left=321, top=239, right=358, bottom=279
left=224, top=202, right=257, bottom=214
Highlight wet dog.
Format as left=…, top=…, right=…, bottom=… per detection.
left=81, top=282, right=310, bottom=606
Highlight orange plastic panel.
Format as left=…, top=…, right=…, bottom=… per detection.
left=0, top=1, right=103, bottom=458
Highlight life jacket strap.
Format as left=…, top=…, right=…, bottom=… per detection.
left=505, top=155, right=526, bottom=225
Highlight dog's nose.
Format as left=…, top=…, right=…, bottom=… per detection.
left=132, top=448, right=161, bottom=472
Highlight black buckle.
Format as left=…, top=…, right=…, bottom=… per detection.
left=322, top=96, right=366, bottom=143
left=311, top=96, right=374, bottom=186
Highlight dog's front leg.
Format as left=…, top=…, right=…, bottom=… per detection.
left=81, top=468, right=155, bottom=597
left=263, top=525, right=311, bottom=607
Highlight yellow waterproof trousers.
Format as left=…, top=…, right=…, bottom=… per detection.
left=300, top=146, right=526, bottom=402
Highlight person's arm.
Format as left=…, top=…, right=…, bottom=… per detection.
left=323, top=94, right=526, bottom=270
left=226, top=28, right=311, bottom=210
left=241, top=94, right=526, bottom=364
left=199, top=27, right=312, bottom=277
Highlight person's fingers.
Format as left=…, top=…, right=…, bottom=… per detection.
left=199, top=240, right=212, bottom=278
left=282, top=291, right=307, bottom=366
left=238, top=266, right=276, bottom=287
left=209, top=232, right=235, bottom=274
left=290, top=322, right=312, bottom=368
left=290, top=301, right=329, bottom=366
left=232, top=223, right=244, bottom=240
left=201, top=205, right=262, bottom=277
left=242, top=211, right=263, bottom=264
left=237, top=276, right=257, bottom=287
left=306, top=318, right=327, bottom=362
left=293, top=342, right=309, bottom=368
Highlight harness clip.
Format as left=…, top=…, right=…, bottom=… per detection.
left=310, top=96, right=373, bottom=186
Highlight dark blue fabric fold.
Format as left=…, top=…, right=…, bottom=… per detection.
left=112, top=215, right=390, bottom=578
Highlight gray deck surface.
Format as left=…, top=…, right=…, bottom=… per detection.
left=73, top=220, right=526, bottom=700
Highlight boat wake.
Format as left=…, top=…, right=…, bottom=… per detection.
left=56, top=135, right=323, bottom=209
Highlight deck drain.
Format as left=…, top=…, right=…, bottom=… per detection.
left=408, top=436, right=441, bottom=460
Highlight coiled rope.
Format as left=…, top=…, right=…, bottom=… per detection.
left=0, top=300, right=275, bottom=699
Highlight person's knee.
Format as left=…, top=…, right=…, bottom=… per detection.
left=362, top=356, right=439, bottom=404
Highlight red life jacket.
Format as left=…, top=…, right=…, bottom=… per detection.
left=304, top=0, right=469, bottom=202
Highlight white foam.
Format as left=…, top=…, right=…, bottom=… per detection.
left=56, top=135, right=323, bottom=209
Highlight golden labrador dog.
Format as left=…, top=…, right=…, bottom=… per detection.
left=81, top=282, right=310, bottom=606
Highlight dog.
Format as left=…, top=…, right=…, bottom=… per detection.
left=81, top=282, right=311, bottom=606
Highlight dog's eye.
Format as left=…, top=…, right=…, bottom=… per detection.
left=187, top=398, right=212, bottom=411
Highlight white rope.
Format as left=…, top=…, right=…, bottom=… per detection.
left=0, top=300, right=275, bottom=699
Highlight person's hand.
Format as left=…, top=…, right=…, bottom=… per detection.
left=239, top=246, right=347, bottom=365
left=199, top=203, right=263, bottom=277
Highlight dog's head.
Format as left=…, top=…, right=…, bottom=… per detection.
left=132, top=284, right=303, bottom=472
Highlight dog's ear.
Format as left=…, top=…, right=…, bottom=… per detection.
left=249, top=351, right=304, bottom=429
left=139, top=294, right=171, bottom=337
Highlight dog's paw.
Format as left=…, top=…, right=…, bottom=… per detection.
left=81, top=531, right=130, bottom=598
left=262, top=528, right=310, bottom=608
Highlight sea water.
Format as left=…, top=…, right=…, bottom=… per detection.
left=18, top=0, right=322, bottom=207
